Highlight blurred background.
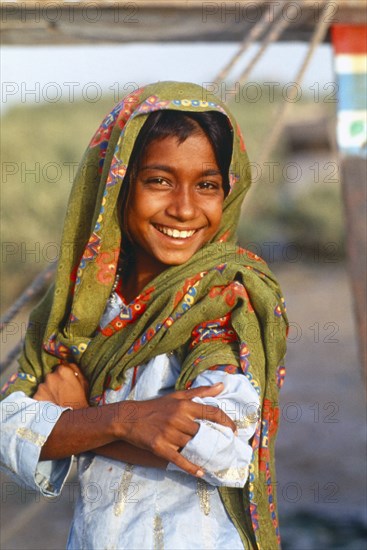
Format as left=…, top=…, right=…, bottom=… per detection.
left=1, top=2, right=366, bottom=549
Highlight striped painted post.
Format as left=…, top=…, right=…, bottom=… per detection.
left=332, top=25, right=367, bottom=156
left=332, top=24, right=367, bottom=374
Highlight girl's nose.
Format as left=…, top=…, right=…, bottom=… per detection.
left=165, top=186, right=198, bottom=221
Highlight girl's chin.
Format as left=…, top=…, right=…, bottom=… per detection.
left=132, top=248, right=196, bottom=278
left=149, top=230, right=207, bottom=262
left=155, top=250, right=197, bottom=266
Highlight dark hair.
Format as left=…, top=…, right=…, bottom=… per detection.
left=118, top=109, right=233, bottom=243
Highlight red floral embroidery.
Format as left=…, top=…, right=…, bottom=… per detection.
left=116, top=89, right=144, bottom=128
left=218, top=229, right=231, bottom=242
left=237, top=247, right=266, bottom=264
left=70, top=262, right=79, bottom=295
left=259, top=398, right=279, bottom=471
left=191, top=313, right=237, bottom=348
left=174, top=272, right=206, bottom=307
left=100, top=285, right=155, bottom=337
left=43, top=334, right=73, bottom=361
left=208, top=364, right=238, bottom=374
left=208, top=281, right=248, bottom=307
left=90, top=125, right=114, bottom=149
left=95, top=249, right=119, bottom=285
left=89, top=89, right=144, bottom=149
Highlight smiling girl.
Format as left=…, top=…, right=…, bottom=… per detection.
left=1, top=82, right=288, bottom=549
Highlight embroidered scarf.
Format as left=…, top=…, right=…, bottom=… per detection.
left=2, top=82, right=288, bottom=550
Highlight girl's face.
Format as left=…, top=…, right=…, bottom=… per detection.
left=126, top=129, right=225, bottom=279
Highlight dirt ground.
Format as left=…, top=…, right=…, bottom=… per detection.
left=1, top=261, right=366, bottom=549
left=274, top=262, right=366, bottom=549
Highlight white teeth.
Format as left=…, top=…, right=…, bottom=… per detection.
left=155, top=225, right=196, bottom=239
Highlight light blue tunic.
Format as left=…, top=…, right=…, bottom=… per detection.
left=1, top=293, right=260, bottom=549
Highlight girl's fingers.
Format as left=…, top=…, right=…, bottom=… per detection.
left=56, top=364, right=90, bottom=393
left=174, top=396, right=236, bottom=433
left=192, top=403, right=236, bottom=432
left=178, top=420, right=200, bottom=437
left=170, top=431, right=193, bottom=450
left=174, top=383, right=224, bottom=400
left=162, top=448, right=204, bottom=478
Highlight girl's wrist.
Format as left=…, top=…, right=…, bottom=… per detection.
left=108, top=401, right=138, bottom=441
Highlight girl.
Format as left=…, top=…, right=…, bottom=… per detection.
left=1, top=81, right=288, bottom=549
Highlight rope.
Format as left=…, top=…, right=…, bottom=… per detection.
left=0, top=263, right=56, bottom=372
left=213, top=0, right=287, bottom=84
left=237, top=1, right=293, bottom=85
left=0, top=262, right=56, bottom=331
left=257, top=0, right=331, bottom=167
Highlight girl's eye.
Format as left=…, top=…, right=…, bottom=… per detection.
left=147, top=177, right=170, bottom=186
left=198, top=181, right=221, bottom=191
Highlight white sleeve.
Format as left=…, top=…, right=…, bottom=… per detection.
left=167, top=370, right=260, bottom=487
left=0, top=391, right=73, bottom=497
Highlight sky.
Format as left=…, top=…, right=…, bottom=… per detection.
left=1, top=42, right=335, bottom=111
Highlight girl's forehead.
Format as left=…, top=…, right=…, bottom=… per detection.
left=140, top=133, right=219, bottom=161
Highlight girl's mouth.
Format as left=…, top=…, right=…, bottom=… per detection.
left=153, top=224, right=198, bottom=240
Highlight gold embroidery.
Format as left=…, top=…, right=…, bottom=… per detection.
left=201, top=419, right=225, bottom=433
left=235, top=418, right=251, bottom=429
left=113, top=464, right=134, bottom=516
left=196, top=478, right=210, bottom=516
left=16, top=428, right=46, bottom=447
left=235, top=407, right=260, bottom=429
left=213, top=466, right=248, bottom=482
left=153, top=514, right=164, bottom=550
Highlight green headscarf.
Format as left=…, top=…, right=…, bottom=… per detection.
left=2, top=82, right=288, bottom=549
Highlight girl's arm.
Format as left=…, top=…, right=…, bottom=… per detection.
left=93, top=440, right=168, bottom=468
left=166, top=367, right=260, bottom=487
left=0, top=392, right=73, bottom=496
left=34, top=364, right=236, bottom=476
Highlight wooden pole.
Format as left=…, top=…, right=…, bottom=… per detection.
left=340, top=156, right=367, bottom=373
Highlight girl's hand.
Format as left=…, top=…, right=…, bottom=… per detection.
left=33, top=363, right=89, bottom=409
left=114, top=383, right=237, bottom=477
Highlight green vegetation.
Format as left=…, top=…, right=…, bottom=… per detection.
left=230, top=91, right=345, bottom=262
left=1, top=90, right=345, bottom=310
